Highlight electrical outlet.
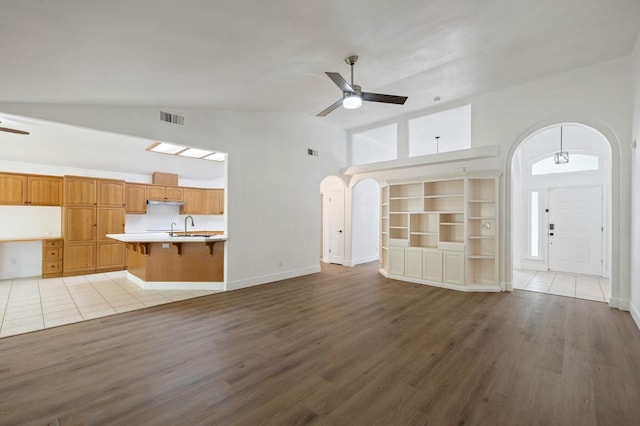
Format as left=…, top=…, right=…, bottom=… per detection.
left=10, top=258, right=17, bottom=265
left=278, top=260, right=283, bottom=267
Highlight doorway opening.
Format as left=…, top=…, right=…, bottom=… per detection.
left=510, top=123, right=611, bottom=302
left=320, top=176, right=347, bottom=265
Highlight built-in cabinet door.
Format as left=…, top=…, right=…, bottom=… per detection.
left=63, top=207, right=97, bottom=242
left=210, top=189, right=224, bottom=214
left=181, top=188, right=207, bottom=214
left=443, top=251, right=465, bottom=285
left=388, top=247, right=405, bottom=276
left=28, top=175, right=62, bottom=206
left=125, top=184, right=147, bottom=214
left=147, top=185, right=166, bottom=200
left=147, top=185, right=183, bottom=201
left=97, top=242, right=125, bottom=270
left=97, top=208, right=125, bottom=241
left=423, top=249, right=443, bottom=282
left=0, top=173, right=27, bottom=205
left=165, top=187, right=184, bottom=202
left=405, top=248, right=423, bottom=279
left=64, top=176, right=96, bottom=206
left=97, top=179, right=125, bottom=207
left=63, top=243, right=96, bottom=275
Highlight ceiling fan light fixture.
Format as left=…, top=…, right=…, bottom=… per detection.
left=343, top=93, right=362, bottom=109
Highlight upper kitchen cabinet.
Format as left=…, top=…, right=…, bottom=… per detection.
left=0, top=172, right=62, bottom=206
left=181, top=188, right=224, bottom=215
left=0, top=173, right=27, bottom=204
left=125, top=183, right=147, bottom=214
left=207, top=189, right=224, bottom=215
left=147, top=185, right=183, bottom=202
left=64, top=176, right=96, bottom=206
left=97, top=179, right=125, bottom=207
left=27, top=175, right=63, bottom=206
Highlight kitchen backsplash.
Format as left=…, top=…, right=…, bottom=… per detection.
left=125, top=204, right=224, bottom=233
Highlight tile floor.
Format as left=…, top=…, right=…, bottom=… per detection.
left=513, top=269, right=609, bottom=302
left=0, top=271, right=219, bottom=338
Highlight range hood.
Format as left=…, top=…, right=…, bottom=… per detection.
left=146, top=200, right=184, bottom=206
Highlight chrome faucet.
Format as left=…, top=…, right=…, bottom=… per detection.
left=170, top=222, right=177, bottom=236
left=184, top=215, right=195, bottom=235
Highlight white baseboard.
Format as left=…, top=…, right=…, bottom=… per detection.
left=351, top=255, right=379, bottom=266
left=609, top=296, right=630, bottom=311
left=227, top=265, right=321, bottom=291
left=631, top=302, right=640, bottom=331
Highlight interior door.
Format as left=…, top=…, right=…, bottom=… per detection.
left=548, top=186, right=602, bottom=275
left=328, top=189, right=344, bottom=264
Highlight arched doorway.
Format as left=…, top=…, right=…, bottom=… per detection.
left=508, top=122, right=615, bottom=303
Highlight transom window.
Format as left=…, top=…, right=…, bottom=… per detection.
left=531, top=153, right=599, bottom=176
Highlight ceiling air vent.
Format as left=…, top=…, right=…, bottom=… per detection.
left=159, top=111, right=184, bottom=125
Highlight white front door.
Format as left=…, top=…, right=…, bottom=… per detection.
left=548, top=186, right=602, bottom=275
left=328, top=190, right=344, bottom=264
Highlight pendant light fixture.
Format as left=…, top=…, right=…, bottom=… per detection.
left=554, top=126, right=569, bottom=164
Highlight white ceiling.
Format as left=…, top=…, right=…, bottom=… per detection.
left=0, top=0, right=638, bottom=176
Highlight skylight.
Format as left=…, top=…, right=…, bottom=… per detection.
left=178, top=148, right=213, bottom=158
left=146, top=142, right=226, bottom=162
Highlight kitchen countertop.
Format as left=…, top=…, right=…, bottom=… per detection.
left=106, top=233, right=227, bottom=243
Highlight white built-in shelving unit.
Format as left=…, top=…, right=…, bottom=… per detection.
left=379, top=172, right=500, bottom=291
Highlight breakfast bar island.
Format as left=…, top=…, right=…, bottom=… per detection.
left=106, top=233, right=226, bottom=290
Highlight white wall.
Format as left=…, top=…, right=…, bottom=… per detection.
left=349, top=56, right=632, bottom=309
left=0, top=105, right=348, bottom=289
left=351, top=179, right=380, bottom=265
left=631, top=33, right=640, bottom=328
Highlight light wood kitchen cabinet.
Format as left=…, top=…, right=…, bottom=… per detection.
left=64, top=243, right=96, bottom=275
left=42, top=239, right=63, bottom=278
left=64, top=176, right=96, bottom=206
left=0, top=173, right=27, bottom=205
left=209, top=189, right=224, bottom=214
left=97, top=179, right=125, bottom=207
left=0, top=172, right=63, bottom=206
left=27, top=175, right=63, bottom=206
left=97, top=242, right=125, bottom=271
left=97, top=208, right=125, bottom=241
left=63, top=207, right=97, bottom=242
left=125, top=183, right=147, bottom=214
left=147, top=185, right=183, bottom=202
left=180, top=187, right=223, bottom=215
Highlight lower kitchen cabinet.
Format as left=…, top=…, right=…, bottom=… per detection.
left=97, top=242, right=125, bottom=271
left=42, top=239, right=63, bottom=278
left=63, top=243, right=96, bottom=276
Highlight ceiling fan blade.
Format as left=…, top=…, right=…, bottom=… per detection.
left=316, top=98, right=344, bottom=117
left=325, top=72, right=354, bottom=93
left=362, top=92, right=408, bottom=105
left=0, top=126, right=29, bottom=135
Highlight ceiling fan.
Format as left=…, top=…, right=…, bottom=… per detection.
left=0, top=121, right=30, bottom=135
left=317, top=55, right=408, bottom=117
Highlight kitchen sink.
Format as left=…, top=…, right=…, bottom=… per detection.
left=169, top=233, right=212, bottom=238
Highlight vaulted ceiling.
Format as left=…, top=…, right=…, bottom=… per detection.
left=0, top=0, right=638, bottom=180
left=1, top=0, right=638, bottom=129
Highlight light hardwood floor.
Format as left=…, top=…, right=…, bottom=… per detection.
left=0, top=262, right=639, bottom=425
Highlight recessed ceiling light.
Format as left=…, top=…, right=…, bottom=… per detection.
left=203, top=152, right=226, bottom=162
left=178, top=147, right=214, bottom=158
left=147, top=142, right=186, bottom=154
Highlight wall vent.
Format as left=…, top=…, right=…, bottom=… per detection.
left=307, top=148, right=319, bottom=157
left=160, top=111, right=185, bottom=125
